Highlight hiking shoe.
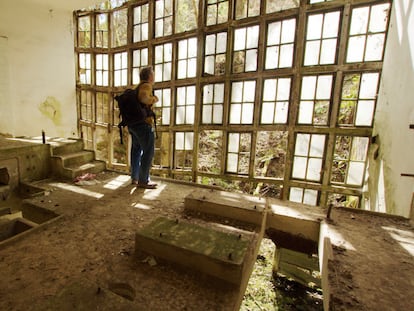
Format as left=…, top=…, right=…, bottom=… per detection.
left=137, top=182, right=157, bottom=189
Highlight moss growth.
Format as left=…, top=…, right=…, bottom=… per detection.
left=241, top=238, right=323, bottom=310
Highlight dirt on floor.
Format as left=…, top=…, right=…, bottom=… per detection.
left=0, top=171, right=413, bottom=311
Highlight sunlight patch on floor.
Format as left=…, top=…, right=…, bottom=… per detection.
left=132, top=203, right=152, bottom=210
left=324, top=226, right=356, bottom=251
left=382, top=226, right=414, bottom=257
left=142, top=183, right=166, bottom=199
left=49, top=182, right=104, bottom=199
left=103, top=174, right=131, bottom=190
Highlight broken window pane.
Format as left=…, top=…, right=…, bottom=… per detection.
left=95, top=127, right=109, bottom=162
left=80, top=90, right=93, bottom=122
left=298, top=75, right=332, bottom=125
left=328, top=193, right=360, bottom=209
left=255, top=131, right=288, bottom=179
left=205, top=31, right=227, bottom=75
left=206, top=0, right=229, bottom=26
left=176, top=0, right=198, bottom=33
left=81, top=125, right=93, bottom=150
left=226, top=132, right=251, bottom=175
left=79, top=53, right=91, bottom=84
left=266, top=0, right=299, bottom=14
left=175, top=132, right=194, bottom=170
left=96, top=92, right=109, bottom=124
left=153, top=131, right=171, bottom=168
left=235, top=0, right=260, bottom=20
left=96, top=13, right=108, bottom=48
left=338, top=72, right=379, bottom=127
left=331, top=136, right=369, bottom=186
left=233, top=25, right=259, bottom=73
left=154, top=88, right=171, bottom=125
left=112, top=129, right=128, bottom=165
left=78, top=16, right=91, bottom=48
left=111, top=9, right=127, bottom=47
left=198, top=130, right=223, bottom=174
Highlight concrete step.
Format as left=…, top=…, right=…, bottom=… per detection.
left=62, top=160, right=106, bottom=180
left=51, top=139, right=84, bottom=156
left=135, top=216, right=258, bottom=285
left=58, top=151, right=95, bottom=167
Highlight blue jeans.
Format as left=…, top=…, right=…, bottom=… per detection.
left=128, top=123, right=155, bottom=183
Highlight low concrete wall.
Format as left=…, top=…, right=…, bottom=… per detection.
left=0, top=141, right=51, bottom=187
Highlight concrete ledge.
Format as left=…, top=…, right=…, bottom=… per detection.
left=184, top=189, right=266, bottom=226
left=135, top=217, right=257, bottom=285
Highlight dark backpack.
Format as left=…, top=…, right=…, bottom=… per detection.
left=114, top=85, right=156, bottom=144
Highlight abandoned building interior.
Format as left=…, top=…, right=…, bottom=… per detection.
left=0, top=0, right=413, bottom=310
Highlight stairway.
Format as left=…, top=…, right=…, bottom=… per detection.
left=50, top=139, right=106, bottom=180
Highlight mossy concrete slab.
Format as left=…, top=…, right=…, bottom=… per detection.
left=135, top=217, right=257, bottom=285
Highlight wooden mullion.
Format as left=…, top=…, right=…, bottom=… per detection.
left=193, top=0, right=206, bottom=182
left=282, top=1, right=307, bottom=200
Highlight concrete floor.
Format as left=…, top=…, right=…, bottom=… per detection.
left=0, top=137, right=414, bottom=310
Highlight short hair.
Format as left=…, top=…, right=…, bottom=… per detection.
left=140, top=66, right=153, bottom=81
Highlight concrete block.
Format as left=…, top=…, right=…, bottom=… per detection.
left=184, top=189, right=266, bottom=226
left=266, top=198, right=324, bottom=243
left=135, top=217, right=257, bottom=285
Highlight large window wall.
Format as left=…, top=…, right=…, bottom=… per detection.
left=75, top=0, right=391, bottom=208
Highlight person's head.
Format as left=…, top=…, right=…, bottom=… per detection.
left=140, top=66, right=154, bottom=84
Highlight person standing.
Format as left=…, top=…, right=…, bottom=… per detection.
left=128, top=66, right=158, bottom=189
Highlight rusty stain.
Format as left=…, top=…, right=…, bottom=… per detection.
left=39, top=96, right=62, bottom=126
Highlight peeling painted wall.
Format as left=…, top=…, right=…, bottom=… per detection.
left=373, top=0, right=414, bottom=218
left=0, top=36, right=12, bottom=135
left=0, top=0, right=78, bottom=138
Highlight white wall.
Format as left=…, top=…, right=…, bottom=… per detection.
left=0, top=35, right=13, bottom=134
left=0, top=0, right=80, bottom=138
left=373, top=0, right=414, bottom=218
